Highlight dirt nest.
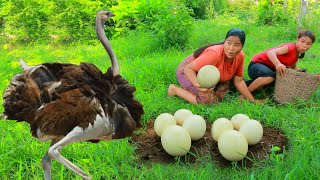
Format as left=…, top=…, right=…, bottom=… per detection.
left=130, top=121, right=288, bottom=168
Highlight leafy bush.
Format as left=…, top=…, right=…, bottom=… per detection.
left=154, top=5, right=193, bottom=49
left=212, top=0, right=227, bottom=14
left=112, top=0, right=193, bottom=50
left=226, top=0, right=257, bottom=23
left=110, top=0, right=140, bottom=37
left=183, top=0, right=227, bottom=19
left=183, top=0, right=209, bottom=19
left=0, top=0, right=116, bottom=44
left=0, top=0, right=317, bottom=45
left=257, top=0, right=291, bottom=25
left=138, top=1, right=193, bottom=50
left=0, top=0, right=55, bottom=43
left=48, top=0, right=117, bottom=43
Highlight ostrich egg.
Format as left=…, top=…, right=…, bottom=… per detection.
left=211, top=118, right=234, bottom=141
left=218, top=130, right=248, bottom=161
left=239, top=119, right=263, bottom=145
left=161, top=125, right=191, bottom=156
left=182, top=115, right=206, bottom=141
left=154, top=113, right=176, bottom=137
left=231, top=114, right=250, bottom=130
left=174, top=109, right=193, bottom=126
left=196, top=65, right=220, bottom=88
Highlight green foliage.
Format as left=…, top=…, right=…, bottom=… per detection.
left=183, top=0, right=227, bottom=20
left=299, top=3, right=320, bottom=42
left=110, top=0, right=140, bottom=36
left=226, top=0, right=257, bottom=23
left=0, top=0, right=4, bottom=29
left=0, top=0, right=55, bottom=43
left=0, top=0, right=116, bottom=44
left=138, top=1, right=193, bottom=50
left=257, top=0, right=292, bottom=26
left=0, top=0, right=319, bottom=45
left=52, top=0, right=116, bottom=43
left=183, top=0, right=209, bottom=19
left=112, top=0, right=193, bottom=50
left=212, top=0, right=227, bottom=14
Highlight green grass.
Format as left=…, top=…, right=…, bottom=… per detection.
left=0, top=20, right=319, bottom=179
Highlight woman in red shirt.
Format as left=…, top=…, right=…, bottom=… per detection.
left=246, top=30, right=316, bottom=93
left=168, top=28, right=258, bottom=104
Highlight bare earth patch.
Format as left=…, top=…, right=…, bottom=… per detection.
left=130, top=121, right=288, bottom=168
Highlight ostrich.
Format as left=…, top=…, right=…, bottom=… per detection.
left=2, top=10, right=144, bottom=180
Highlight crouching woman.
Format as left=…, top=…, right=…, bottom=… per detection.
left=246, top=30, right=316, bottom=93
left=168, top=28, right=259, bottom=104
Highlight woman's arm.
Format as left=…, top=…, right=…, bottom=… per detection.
left=233, top=76, right=255, bottom=101
left=184, top=61, right=202, bottom=89
left=267, top=45, right=290, bottom=76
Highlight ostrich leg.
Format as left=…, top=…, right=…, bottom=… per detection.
left=42, top=153, right=52, bottom=180
left=42, top=138, right=62, bottom=180
left=47, top=126, right=102, bottom=180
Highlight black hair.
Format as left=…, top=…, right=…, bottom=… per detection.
left=297, top=30, right=316, bottom=59
left=193, top=28, right=246, bottom=58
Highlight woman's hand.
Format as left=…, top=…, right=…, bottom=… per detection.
left=275, top=63, right=286, bottom=76
left=195, top=83, right=215, bottom=92
left=199, top=86, right=215, bottom=93
left=267, top=46, right=290, bottom=77
left=254, top=99, right=266, bottom=103
left=238, top=96, right=265, bottom=104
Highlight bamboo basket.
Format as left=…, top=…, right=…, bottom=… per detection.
left=274, top=68, right=320, bottom=104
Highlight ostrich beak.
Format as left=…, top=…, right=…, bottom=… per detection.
left=107, top=11, right=115, bottom=18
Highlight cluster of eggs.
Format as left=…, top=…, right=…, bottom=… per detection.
left=154, top=110, right=263, bottom=161
left=154, top=109, right=206, bottom=156
left=212, top=114, right=263, bottom=161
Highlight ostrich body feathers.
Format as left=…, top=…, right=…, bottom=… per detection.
left=3, top=62, right=143, bottom=140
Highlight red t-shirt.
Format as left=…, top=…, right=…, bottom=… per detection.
left=194, top=44, right=244, bottom=82
left=251, top=43, right=298, bottom=69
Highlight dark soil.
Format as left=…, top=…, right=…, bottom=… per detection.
left=130, top=121, right=288, bottom=168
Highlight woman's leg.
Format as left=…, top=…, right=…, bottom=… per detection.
left=248, top=77, right=275, bottom=92
left=168, top=84, right=197, bottom=104
left=248, top=63, right=276, bottom=93
left=168, top=54, right=229, bottom=104
left=168, top=54, right=198, bottom=104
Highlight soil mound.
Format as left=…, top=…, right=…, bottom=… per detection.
left=130, top=121, right=288, bottom=168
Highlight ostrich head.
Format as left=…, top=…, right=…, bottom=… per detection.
left=96, top=10, right=119, bottom=76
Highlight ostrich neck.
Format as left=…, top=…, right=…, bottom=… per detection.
left=96, top=18, right=119, bottom=76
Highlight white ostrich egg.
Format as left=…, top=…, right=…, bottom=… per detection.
left=174, top=109, right=193, bottom=126
left=182, top=115, right=206, bottom=141
left=231, top=114, right=250, bottom=130
left=161, top=125, right=191, bottom=156
left=196, top=65, right=220, bottom=88
left=218, top=130, right=248, bottom=161
left=211, top=118, right=234, bottom=141
left=239, top=119, right=263, bottom=145
left=154, top=113, right=176, bottom=137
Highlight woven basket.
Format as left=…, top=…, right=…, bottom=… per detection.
left=274, top=68, right=319, bottom=104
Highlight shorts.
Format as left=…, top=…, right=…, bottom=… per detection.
left=248, top=62, right=276, bottom=80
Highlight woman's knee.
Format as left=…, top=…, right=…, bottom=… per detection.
left=248, top=63, right=275, bottom=79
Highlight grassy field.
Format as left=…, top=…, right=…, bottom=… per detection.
left=0, top=19, right=319, bottom=179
